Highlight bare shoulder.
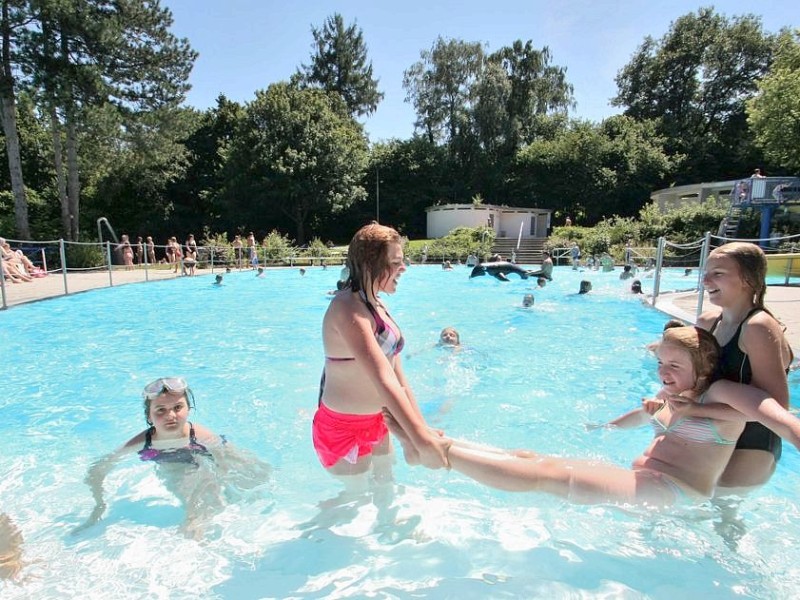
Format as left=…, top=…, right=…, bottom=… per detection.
left=696, top=309, right=721, bottom=330
left=118, top=430, right=148, bottom=453
left=742, top=310, right=788, bottom=347
left=192, top=423, right=218, bottom=443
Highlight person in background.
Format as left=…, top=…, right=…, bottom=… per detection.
left=313, top=223, right=449, bottom=489
left=135, top=236, right=144, bottom=265
left=631, top=279, right=643, bottom=294
left=570, top=242, right=581, bottom=270
left=146, top=236, right=156, bottom=264
left=579, top=280, right=592, bottom=294
left=232, top=235, right=243, bottom=269
left=522, top=294, right=535, bottom=307
left=438, top=327, right=461, bottom=346
left=0, top=513, right=26, bottom=581
left=213, top=274, right=223, bottom=285
left=620, top=265, right=635, bottom=280
left=528, top=251, right=553, bottom=281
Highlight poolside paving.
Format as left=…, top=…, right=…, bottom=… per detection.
left=3, top=266, right=799, bottom=353
left=656, top=285, right=800, bottom=353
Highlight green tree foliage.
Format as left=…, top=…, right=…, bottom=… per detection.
left=88, top=106, right=201, bottom=240
left=24, top=0, right=197, bottom=239
left=747, top=29, right=800, bottom=173
left=613, top=7, right=775, bottom=183
left=403, top=37, right=484, bottom=146
left=511, top=116, right=675, bottom=223
left=296, top=13, right=383, bottom=117
left=224, top=83, right=369, bottom=244
left=168, top=95, right=244, bottom=236
left=485, top=40, right=574, bottom=151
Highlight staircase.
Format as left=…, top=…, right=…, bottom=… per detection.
left=490, top=238, right=546, bottom=265
left=717, top=206, right=742, bottom=238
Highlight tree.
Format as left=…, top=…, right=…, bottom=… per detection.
left=26, top=0, right=196, bottom=239
left=225, top=83, right=369, bottom=244
left=296, top=13, right=383, bottom=117
left=613, top=7, right=775, bottom=183
left=0, top=0, right=30, bottom=237
left=403, top=37, right=484, bottom=146
left=486, top=40, right=574, bottom=150
left=510, top=116, right=675, bottom=223
left=747, top=29, right=800, bottom=173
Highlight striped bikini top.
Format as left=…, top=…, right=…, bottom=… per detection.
left=650, top=402, right=736, bottom=445
left=326, top=290, right=405, bottom=361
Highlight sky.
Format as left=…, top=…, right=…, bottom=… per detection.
left=161, top=0, right=797, bottom=143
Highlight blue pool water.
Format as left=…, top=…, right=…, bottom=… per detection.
left=1, top=265, right=798, bottom=599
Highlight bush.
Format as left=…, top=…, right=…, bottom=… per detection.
left=200, top=231, right=233, bottom=264
left=262, top=230, right=295, bottom=261
left=65, top=243, right=105, bottom=269
left=409, top=226, right=494, bottom=262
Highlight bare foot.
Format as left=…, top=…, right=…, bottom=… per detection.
left=381, top=409, right=421, bottom=466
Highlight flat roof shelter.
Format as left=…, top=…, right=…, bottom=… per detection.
left=650, top=180, right=738, bottom=211
left=426, top=203, right=552, bottom=239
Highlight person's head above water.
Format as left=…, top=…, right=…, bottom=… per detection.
left=631, top=279, right=643, bottom=294
left=141, top=377, right=195, bottom=427
left=439, top=327, right=461, bottom=346
left=579, top=280, right=592, bottom=294
left=522, top=293, right=534, bottom=307
left=345, top=222, right=404, bottom=296
left=658, top=326, right=720, bottom=394
left=214, top=274, right=223, bottom=284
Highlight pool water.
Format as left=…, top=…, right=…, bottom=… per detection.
left=1, top=265, right=798, bottom=599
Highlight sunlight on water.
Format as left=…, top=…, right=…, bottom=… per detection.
left=1, top=265, right=798, bottom=599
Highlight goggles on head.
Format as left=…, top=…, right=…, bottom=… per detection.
left=143, top=377, right=189, bottom=400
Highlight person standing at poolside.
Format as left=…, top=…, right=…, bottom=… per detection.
left=146, top=236, right=156, bottom=264
left=695, top=242, right=794, bottom=491
left=313, top=223, right=450, bottom=484
left=232, top=235, right=243, bottom=269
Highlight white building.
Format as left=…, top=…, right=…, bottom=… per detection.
left=426, top=203, right=552, bottom=239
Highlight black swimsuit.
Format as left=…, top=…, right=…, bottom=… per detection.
left=712, top=309, right=782, bottom=461
left=138, top=422, right=212, bottom=465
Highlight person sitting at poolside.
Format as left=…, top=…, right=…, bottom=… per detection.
left=619, top=265, right=635, bottom=280
left=579, top=280, right=592, bottom=294
left=384, top=326, right=800, bottom=506
left=1, top=239, right=33, bottom=282
left=527, top=251, right=553, bottom=281
left=75, top=377, right=269, bottom=537
left=522, top=294, right=534, bottom=308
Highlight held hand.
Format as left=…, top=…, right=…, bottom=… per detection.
left=640, top=397, right=664, bottom=415
left=416, top=435, right=451, bottom=470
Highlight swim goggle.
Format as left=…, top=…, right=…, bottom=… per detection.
left=143, top=377, right=189, bottom=400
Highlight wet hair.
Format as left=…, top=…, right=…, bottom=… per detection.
left=708, top=242, right=767, bottom=309
left=523, top=293, right=535, bottom=307
left=660, top=326, right=720, bottom=393
left=579, top=280, right=592, bottom=294
left=345, top=222, right=402, bottom=294
left=439, top=327, right=461, bottom=345
left=143, top=388, right=195, bottom=426
left=631, top=279, right=643, bottom=294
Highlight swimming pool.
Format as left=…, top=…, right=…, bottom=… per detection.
left=1, top=265, right=798, bottom=598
